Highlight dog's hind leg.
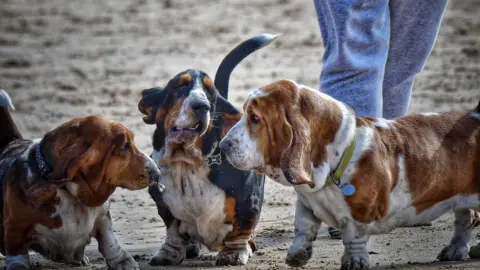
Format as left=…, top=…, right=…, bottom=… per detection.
left=438, top=209, right=480, bottom=261
left=285, top=199, right=321, bottom=267
left=149, top=219, right=188, bottom=266
left=467, top=211, right=480, bottom=259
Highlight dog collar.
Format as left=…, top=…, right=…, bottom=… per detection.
left=325, top=131, right=357, bottom=196
left=35, top=143, right=53, bottom=179
left=206, top=145, right=222, bottom=166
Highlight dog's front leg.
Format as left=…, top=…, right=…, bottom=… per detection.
left=216, top=227, right=257, bottom=266
left=149, top=219, right=188, bottom=266
left=285, top=199, right=321, bottom=267
left=94, top=212, right=139, bottom=270
left=4, top=230, right=31, bottom=270
left=4, top=218, right=33, bottom=270
left=340, top=219, right=370, bottom=270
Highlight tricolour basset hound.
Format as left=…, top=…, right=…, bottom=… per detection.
left=0, top=90, right=163, bottom=270
left=137, top=34, right=279, bottom=266
left=220, top=79, right=480, bottom=270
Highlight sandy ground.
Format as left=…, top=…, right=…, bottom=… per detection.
left=1, top=0, right=480, bottom=269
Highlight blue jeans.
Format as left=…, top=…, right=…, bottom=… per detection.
left=314, top=0, right=447, bottom=119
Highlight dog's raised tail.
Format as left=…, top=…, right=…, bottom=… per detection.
left=214, top=33, right=281, bottom=99
left=475, top=100, right=480, bottom=113
left=0, top=90, right=22, bottom=151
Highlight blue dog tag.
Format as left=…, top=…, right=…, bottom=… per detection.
left=342, top=184, right=356, bottom=196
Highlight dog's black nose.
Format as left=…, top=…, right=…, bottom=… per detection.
left=191, top=100, right=211, bottom=116
left=219, top=139, right=234, bottom=152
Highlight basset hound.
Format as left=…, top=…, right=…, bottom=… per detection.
left=0, top=90, right=163, bottom=270
left=137, top=34, right=279, bottom=266
left=220, top=80, right=480, bottom=270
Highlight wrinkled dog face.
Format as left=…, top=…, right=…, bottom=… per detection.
left=218, top=89, right=267, bottom=171
left=220, top=80, right=314, bottom=186
left=138, top=70, right=219, bottom=165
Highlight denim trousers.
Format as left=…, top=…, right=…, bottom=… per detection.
left=314, top=0, right=447, bottom=119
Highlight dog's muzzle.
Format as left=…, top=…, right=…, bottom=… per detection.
left=147, top=159, right=165, bottom=192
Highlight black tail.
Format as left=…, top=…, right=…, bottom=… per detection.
left=475, top=100, right=480, bottom=113
left=214, top=33, right=280, bottom=99
left=0, top=90, right=22, bottom=151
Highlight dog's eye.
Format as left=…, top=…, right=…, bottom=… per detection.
left=121, top=143, right=130, bottom=152
left=250, top=113, right=260, bottom=124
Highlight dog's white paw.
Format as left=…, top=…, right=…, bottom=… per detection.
left=285, top=244, right=312, bottom=267
left=68, top=255, right=91, bottom=266
left=438, top=244, right=469, bottom=261
left=341, top=253, right=370, bottom=270
left=109, top=254, right=139, bottom=270
left=216, top=247, right=252, bottom=266
left=6, top=264, right=30, bottom=270
left=149, top=248, right=185, bottom=266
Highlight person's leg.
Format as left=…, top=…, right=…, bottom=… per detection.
left=382, top=0, right=447, bottom=119
left=314, top=0, right=390, bottom=240
left=314, top=0, right=390, bottom=118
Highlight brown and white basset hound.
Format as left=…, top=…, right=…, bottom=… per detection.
left=0, top=90, right=163, bottom=270
left=220, top=80, right=480, bottom=270
left=137, top=34, right=279, bottom=266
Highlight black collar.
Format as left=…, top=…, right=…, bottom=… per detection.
left=35, top=143, right=53, bottom=179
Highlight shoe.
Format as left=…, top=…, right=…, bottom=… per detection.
left=328, top=227, right=342, bottom=239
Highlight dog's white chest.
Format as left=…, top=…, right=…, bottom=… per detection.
left=33, top=188, right=109, bottom=262
left=161, top=166, right=232, bottom=248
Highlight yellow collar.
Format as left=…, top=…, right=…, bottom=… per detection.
left=325, top=131, right=357, bottom=195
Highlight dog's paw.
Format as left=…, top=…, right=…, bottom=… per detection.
left=108, top=254, right=139, bottom=270
left=216, top=247, right=252, bottom=266
left=5, top=256, right=30, bottom=270
left=5, top=264, right=30, bottom=270
left=149, top=249, right=185, bottom=266
left=438, top=244, right=469, bottom=261
left=285, top=244, right=312, bottom=267
left=80, top=255, right=90, bottom=266
left=67, top=255, right=90, bottom=266
left=186, top=241, right=201, bottom=259
left=341, top=254, right=370, bottom=270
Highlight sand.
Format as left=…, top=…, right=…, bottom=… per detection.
left=1, top=0, right=479, bottom=269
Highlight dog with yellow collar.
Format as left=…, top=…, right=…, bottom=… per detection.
left=219, top=79, right=480, bottom=269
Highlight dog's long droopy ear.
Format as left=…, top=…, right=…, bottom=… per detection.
left=216, top=95, right=242, bottom=137
left=138, top=87, right=167, bottom=124
left=48, top=138, right=100, bottom=183
left=279, top=113, right=313, bottom=187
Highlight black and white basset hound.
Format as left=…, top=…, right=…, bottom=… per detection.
left=138, top=34, right=278, bottom=266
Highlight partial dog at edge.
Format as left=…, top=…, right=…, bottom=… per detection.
left=0, top=90, right=163, bottom=270
left=220, top=79, right=480, bottom=270
left=137, top=34, right=279, bottom=266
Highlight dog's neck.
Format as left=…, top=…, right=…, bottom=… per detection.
left=302, top=91, right=357, bottom=187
